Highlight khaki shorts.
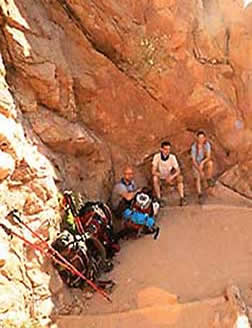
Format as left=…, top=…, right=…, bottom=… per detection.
left=160, top=173, right=183, bottom=186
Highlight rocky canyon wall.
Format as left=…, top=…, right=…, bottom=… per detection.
left=0, top=0, right=252, bottom=325
left=1, top=0, right=252, bottom=198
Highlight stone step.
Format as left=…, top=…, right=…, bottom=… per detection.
left=55, top=296, right=228, bottom=328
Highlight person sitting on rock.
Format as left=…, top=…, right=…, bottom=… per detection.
left=111, top=166, right=139, bottom=217
left=191, top=130, right=215, bottom=204
left=152, top=141, right=187, bottom=207
left=112, top=171, right=160, bottom=239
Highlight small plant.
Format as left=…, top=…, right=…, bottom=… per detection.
left=140, top=37, right=156, bottom=67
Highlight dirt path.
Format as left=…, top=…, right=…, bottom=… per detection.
left=55, top=184, right=252, bottom=327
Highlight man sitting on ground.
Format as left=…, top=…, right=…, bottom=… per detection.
left=111, top=167, right=160, bottom=239
left=111, top=166, right=139, bottom=217
left=191, top=130, right=215, bottom=204
left=152, top=141, right=187, bottom=207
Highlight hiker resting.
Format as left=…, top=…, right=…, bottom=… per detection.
left=111, top=167, right=160, bottom=239
left=191, top=130, right=215, bottom=205
left=111, top=166, right=140, bottom=218
left=152, top=141, right=187, bottom=207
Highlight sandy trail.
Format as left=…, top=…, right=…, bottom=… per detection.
left=55, top=184, right=252, bottom=327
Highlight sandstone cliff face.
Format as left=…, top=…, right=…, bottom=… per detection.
left=0, top=0, right=252, bottom=326
left=1, top=0, right=252, bottom=197
left=0, top=57, right=59, bottom=326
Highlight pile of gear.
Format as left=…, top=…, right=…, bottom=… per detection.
left=0, top=188, right=160, bottom=303
left=52, top=188, right=160, bottom=300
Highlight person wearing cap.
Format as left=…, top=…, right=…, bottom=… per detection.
left=152, top=141, right=187, bottom=207
left=191, top=130, right=215, bottom=204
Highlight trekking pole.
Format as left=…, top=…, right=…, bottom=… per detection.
left=0, top=223, right=73, bottom=274
left=63, top=192, right=85, bottom=235
left=0, top=223, right=45, bottom=253
left=0, top=224, right=69, bottom=271
left=75, top=215, right=85, bottom=235
left=6, top=210, right=112, bottom=302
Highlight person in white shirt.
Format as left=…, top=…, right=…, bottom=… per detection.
left=152, top=141, right=187, bottom=206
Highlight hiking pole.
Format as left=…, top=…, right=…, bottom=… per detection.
left=63, top=192, right=85, bottom=235
left=0, top=223, right=73, bottom=274
left=0, top=223, right=45, bottom=253
left=0, top=221, right=112, bottom=302
left=6, top=210, right=112, bottom=303
left=0, top=223, right=70, bottom=273
left=0, top=223, right=67, bottom=269
left=74, top=214, right=85, bottom=235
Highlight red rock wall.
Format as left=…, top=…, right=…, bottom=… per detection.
left=0, top=0, right=252, bottom=199
left=0, top=1, right=252, bottom=325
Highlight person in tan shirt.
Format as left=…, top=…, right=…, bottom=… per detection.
left=152, top=141, right=187, bottom=207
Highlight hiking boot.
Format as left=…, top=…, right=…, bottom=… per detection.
left=198, top=193, right=204, bottom=205
left=207, top=178, right=215, bottom=188
left=179, top=197, right=187, bottom=206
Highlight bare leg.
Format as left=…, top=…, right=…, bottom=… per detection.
left=195, top=173, right=205, bottom=204
left=176, top=175, right=185, bottom=198
left=195, top=175, right=202, bottom=195
left=196, top=167, right=208, bottom=191
left=177, top=181, right=184, bottom=198
left=205, top=160, right=213, bottom=179
left=202, top=177, right=208, bottom=190
left=153, top=175, right=161, bottom=199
